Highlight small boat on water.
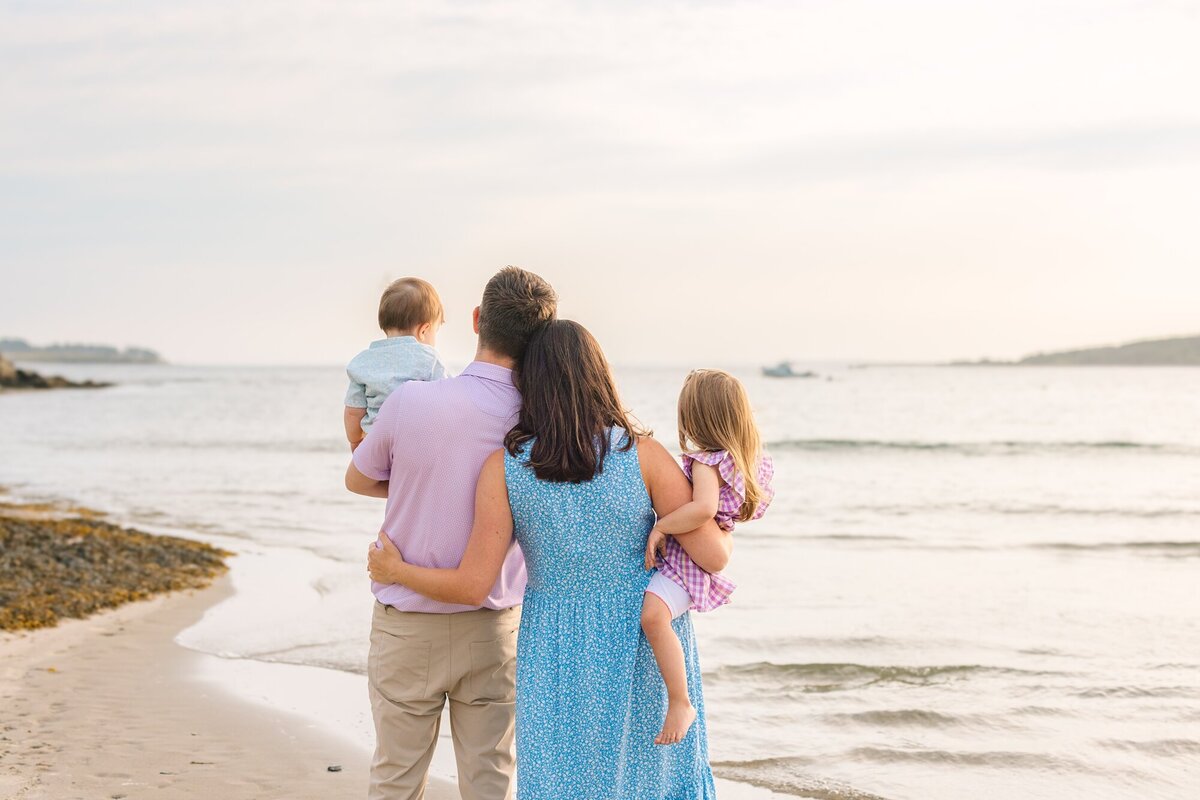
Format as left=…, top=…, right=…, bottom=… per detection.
left=762, top=361, right=816, bottom=379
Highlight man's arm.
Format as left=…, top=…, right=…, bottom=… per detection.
left=346, top=461, right=388, bottom=498
left=345, top=388, right=401, bottom=499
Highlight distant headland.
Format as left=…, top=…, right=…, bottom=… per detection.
left=0, top=338, right=163, bottom=364
left=953, top=334, right=1200, bottom=367
left=0, top=354, right=111, bottom=391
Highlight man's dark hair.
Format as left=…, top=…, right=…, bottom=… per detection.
left=478, top=267, right=558, bottom=360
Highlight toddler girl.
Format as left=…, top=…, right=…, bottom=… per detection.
left=642, top=369, right=774, bottom=744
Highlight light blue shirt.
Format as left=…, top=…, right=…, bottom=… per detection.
left=345, top=336, right=448, bottom=432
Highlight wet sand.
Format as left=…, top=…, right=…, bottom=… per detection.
left=0, top=577, right=385, bottom=800
left=0, top=576, right=780, bottom=799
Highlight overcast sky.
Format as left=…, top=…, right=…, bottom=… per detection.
left=2, top=0, right=1198, bottom=365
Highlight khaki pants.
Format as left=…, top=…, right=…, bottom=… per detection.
left=367, top=602, right=521, bottom=800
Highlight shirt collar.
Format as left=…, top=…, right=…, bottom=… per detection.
left=368, top=336, right=417, bottom=349
left=461, top=360, right=515, bottom=386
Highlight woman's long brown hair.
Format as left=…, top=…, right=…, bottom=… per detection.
left=506, top=320, right=647, bottom=483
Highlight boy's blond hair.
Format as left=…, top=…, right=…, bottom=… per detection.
left=378, top=277, right=444, bottom=332
left=678, top=369, right=766, bottom=522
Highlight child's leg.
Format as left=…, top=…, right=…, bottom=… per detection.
left=642, top=576, right=697, bottom=745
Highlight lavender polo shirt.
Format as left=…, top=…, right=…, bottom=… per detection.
left=352, top=361, right=527, bottom=613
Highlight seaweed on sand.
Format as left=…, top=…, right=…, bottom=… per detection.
left=0, top=514, right=230, bottom=631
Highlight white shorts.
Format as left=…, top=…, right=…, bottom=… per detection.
left=645, top=572, right=692, bottom=619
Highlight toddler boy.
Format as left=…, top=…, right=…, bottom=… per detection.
left=344, top=277, right=447, bottom=450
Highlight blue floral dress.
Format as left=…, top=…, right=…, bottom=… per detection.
left=505, top=428, right=718, bottom=800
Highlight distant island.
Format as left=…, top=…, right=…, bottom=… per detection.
left=953, top=334, right=1200, bottom=366
left=0, top=338, right=163, bottom=364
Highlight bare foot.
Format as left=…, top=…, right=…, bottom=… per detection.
left=654, top=700, right=697, bottom=745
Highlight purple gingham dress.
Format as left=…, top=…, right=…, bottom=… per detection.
left=655, top=450, right=775, bottom=612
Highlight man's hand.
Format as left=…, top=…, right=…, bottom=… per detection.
left=644, top=527, right=668, bottom=571
left=367, top=533, right=405, bottom=584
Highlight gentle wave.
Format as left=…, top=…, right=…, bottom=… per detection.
left=713, top=758, right=890, bottom=800
left=704, top=662, right=1045, bottom=693
left=848, top=500, right=1200, bottom=520
left=1033, top=541, right=1200, bottom=556
left=1009, top=705, right=1075, bottom=717
left=1000, top=505, right=1200, bottom=519
left=1073, top=685, right=1200, bottom=699
left=848, top=747, right=1088, bottom=771
left=109, top=435, right=1200, bottom=457
left=77, top=438, right=345, bottom=454
left=1144, top=662, right=1200, bottom=671
left=797, top=533, right=911, bottom=542
left=766, top=438, right=1197, bottom=456
left=1098, top=739, right=1200, bottom=757
left=823, top=708, right=971, bottom=728
left=709, top=634, right=897, bottom=651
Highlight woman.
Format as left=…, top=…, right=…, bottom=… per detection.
left=367, top=320, right=729, bottom=799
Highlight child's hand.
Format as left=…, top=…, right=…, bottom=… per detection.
left=344, top=406, right=367, bottom=452
left=644, top=527, right=667, bottom=571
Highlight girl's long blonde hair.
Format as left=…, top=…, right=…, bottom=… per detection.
left=677, top=369, right=766, bottom=522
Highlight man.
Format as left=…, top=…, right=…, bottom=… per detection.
left=346, top=267, right=558, bottom=800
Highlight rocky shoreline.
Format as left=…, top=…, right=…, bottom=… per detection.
left=0, top=504, right=230, bottom=631
left=0, top=354, right=111, bottom=391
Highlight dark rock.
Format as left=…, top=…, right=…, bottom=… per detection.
left=0, top=355, right=111, bottom=390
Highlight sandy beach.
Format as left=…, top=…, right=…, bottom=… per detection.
left=0, top=577, right=377, bottom=800
left=1, top=575, right=783, bottom=800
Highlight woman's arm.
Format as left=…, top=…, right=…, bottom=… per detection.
left=637, top=437, right=732, bottom=573
left=647, top=461, right=720, bottom=535
left=366, top=450, right=513, bottom=605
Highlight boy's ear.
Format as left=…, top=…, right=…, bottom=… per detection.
left=472, top=306, right=481, bottom=335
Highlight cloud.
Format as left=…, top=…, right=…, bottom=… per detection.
left=4, top=0, right=1198, bottom=181
left=2, top=0, right=1199, bottom=363
left=728, top=122, right=1200, bottom=187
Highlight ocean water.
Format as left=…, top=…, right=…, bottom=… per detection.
left=1, top=361, right=1198, bottom=800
